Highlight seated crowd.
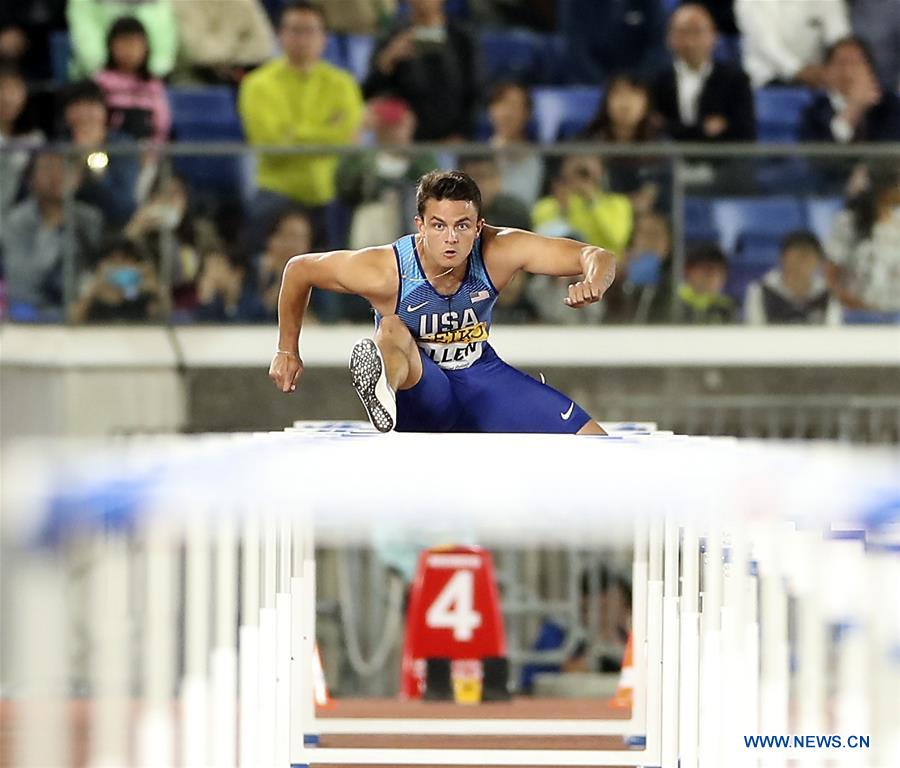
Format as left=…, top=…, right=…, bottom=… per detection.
left=0, top=0, right=897, bottom=324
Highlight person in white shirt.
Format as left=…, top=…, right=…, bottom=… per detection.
left=744, top=231, right=842, bottom=325
left=735, top=0, right=850, bottom=88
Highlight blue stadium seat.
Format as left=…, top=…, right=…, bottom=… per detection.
left=168, top=87, right=248, bottom=201
left=50, top=31, right=71, bottom=83
left=345, top=35, right=374, bottom=82
left=684, top=198, right=717, bottom=242
left=736, top=232, right=783, bottom=264
left=322, top=34, right=346, bottom=71
left=805, top=197, right=843, bottom=243
left=712, top=196, right=806, bottom=253
left=842, top=309, right=900, bottom=324
left=480, top=30, right=546, bottom=86
left=726, top=261, right=772, bottom=303
left=755, top=88, right=814, bottom=143
left=531, top=86, right=602, bottom=143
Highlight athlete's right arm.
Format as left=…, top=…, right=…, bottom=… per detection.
left=269, top=247, right=394, bottom=393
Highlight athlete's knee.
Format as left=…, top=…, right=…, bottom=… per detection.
left=377, top=314, right=414, bottom=348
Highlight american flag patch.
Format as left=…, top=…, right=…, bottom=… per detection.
left=470, top=290, right=490, bottom=303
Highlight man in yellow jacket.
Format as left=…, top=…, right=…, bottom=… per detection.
left=238, top=0, right=364, bottom=210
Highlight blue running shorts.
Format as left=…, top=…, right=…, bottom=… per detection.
left=395, top=344, right=593, bottom=434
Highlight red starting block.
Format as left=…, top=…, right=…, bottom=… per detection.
left=400, top=545, right=507, bottom=702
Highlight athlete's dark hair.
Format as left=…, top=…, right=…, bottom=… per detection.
left=780, top=231, right=823, bottom=258
left=416, top=170, right=483, bottom=219
left=280, top=0, right=326, bottom=26
left=105, top=16, right=151, bottom=80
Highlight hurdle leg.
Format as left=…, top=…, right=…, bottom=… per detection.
left=698, top=523, right=722, bottom=768
left=679, top=523, right=700, bottom=768
left=276, top=520, right=294, bottom=767
left=239, top=517, right=260, bottom=768
left=643, top=517, right=664, bottom=765
left=211, top=518, right=238, bottom=768
left=631, top=518, right=649, bottom=741
left=182, top=518, right=211, bottom=768
left=258, top=519, right=278, bottom=768
left=660, top=514, right=680, bottom=768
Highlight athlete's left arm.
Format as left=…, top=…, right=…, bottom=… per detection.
left=493, top=228, right=616, bottom=308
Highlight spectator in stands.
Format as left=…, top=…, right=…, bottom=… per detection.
left=674, top=241, right=734, bottom=323
left=850, top=0, right=900, bottom=91
left=320, top=0, right=397, bottom=35
left=124, top=173, right=224, bottom=312
left=735, top=0, right=850, bottom=89
left=532, top=155, right=633, bottom=253
left=582, top=74, right=662, bottom=214
left=172, top=0, right=274, bottom=85
left=336, top=97, right=436, bottom=249
left=558, top=0, right=668, bottom=84
left=1, top=64, right=45, bottom=226
left=67, top=0, right=178, bottom=78
left=238, top=1, right=364, bottom=240
left=825, top=168, right=900, bottom=312
left=604, top=211, right=673, bottom=323
left=193, top=251, right=261, bottom=322
left=93, top=17, right=171, bottom=144
left=60, top=80, right=140, bottom=227
left=363, top=0, right=481, bottom=141
left=744, top=231, right=841, bottom=325
left=458, top=154, right=531, bottom=231
left=69, top=236, right=163, bottom=323
left=0, top=0, right=66, bottom=82
left=255, top=208, right=314, bottom=320
left=486, top=82, right=543, bottom=208
left=652, top=3, right=756, bottom=142
left=799, top=36, right=900, bottom=144
left=3, top=148, right=103, bottom=319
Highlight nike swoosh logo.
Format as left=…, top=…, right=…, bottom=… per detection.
left=407, top=301, right=428, bottom=312
left=560, top=402, right=574, bottom=420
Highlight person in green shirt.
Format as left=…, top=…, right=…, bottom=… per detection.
left=238, top=0, right=364, bottom=211
left=674, top=242, right=735, bottom=324
left=531, top=155, right=633, bottom=255
left=66, top=0, right=177, bottom=78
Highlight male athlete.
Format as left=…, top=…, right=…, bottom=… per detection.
left=268, top=171, right=615, bottom=435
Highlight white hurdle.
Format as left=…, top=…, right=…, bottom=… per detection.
left=3, top=425, right=898, bottom=768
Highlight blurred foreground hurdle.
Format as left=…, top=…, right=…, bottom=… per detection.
left=2, top=423, right=899, bottom=767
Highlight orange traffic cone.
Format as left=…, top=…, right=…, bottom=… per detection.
left=313, top=644, right=332, bottom=707
left=608, top=633, right=633, bottom=709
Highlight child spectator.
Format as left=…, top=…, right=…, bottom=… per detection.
left=674, top=242, right=735, bottom=323
left=800, top=36, right=900, bottom=144
left=744, top=231, right=842, bottom=325
left=531, top=155, right=633, bottom=254
left=825, top=168, right=900, bottom=312
left=336, top=97, right=436, bottom=249
left=582, top=74, right=663, bottom=214
left=459, top=154, right=531, bottom=231
left=60, top=80, right=140, bottom=227
left=67, top=0, right=178, bottom=78
left=69, top=236, right=163, bottom=323
left=1, top=64, right=45, bottom=229
left=486, top=82, right=543, bottom=208
left=124, top=173, right=223, bottom=312
left=193, top=251, right=259, bottom=322
left=3, top=148, right=103, bottom=320
left=93, top=17, right=171, bottom=144
left=604, top=211, right=673, bottom=324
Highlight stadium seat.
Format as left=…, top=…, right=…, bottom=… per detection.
left=712, top=196, right=806, bottom=253
left=322, top=34, right=346, bottom=71
left=531, top=86, right=602, bottom=143
left=480, top=30, right=546, bottom=86
left=725, top=261, right=772, bottom=303
left=735, top=232, right=783, bottom=265
left=168, top=87, right=248, bottom=201
left=684, top=198, right=717, bottom=243
left=842, top=309, right=900, bottom=324
left=345, top=35, right=375, bottom=82
left=50, top=31, right=71, bottom=83
left=805, top=197, right=843, bottom=243
left=755, top=88, right=814, bottom=143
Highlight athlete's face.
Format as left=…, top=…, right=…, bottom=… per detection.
left=415, top=198, right=483, bottom=269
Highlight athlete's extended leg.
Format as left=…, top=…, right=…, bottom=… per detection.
left=374, top=314, right=423, bottom=391
left=577, top=420, right=607, bottom=435
left=350, top=315, right=423, bottom=432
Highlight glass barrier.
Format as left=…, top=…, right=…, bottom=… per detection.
left=1, top=143, right=898, bottom=326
